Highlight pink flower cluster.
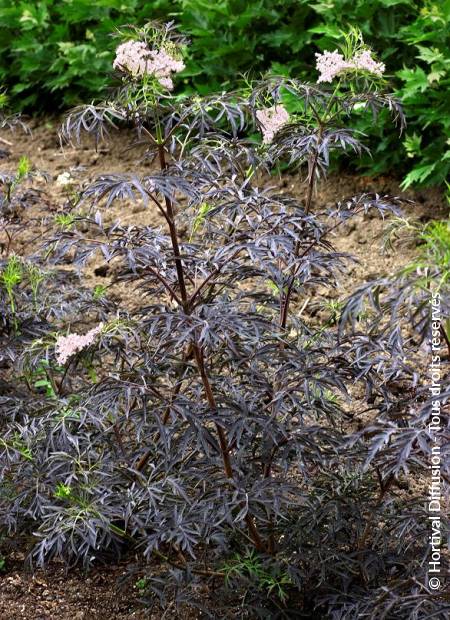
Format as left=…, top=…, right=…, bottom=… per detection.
left=315, top=49, right=385, bottom=83
left=55, top=324, right=103, bottom=365
left=113, top=41, right=149, bottom=76
left=256, top=105, right=289, bottom=144
left=113, top=40, right=185, bottom=90
left=353, top=50, right=386, bottom=76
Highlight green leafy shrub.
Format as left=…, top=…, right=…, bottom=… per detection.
left=0, top=0, right=313, bottom=109
left=396, top=3, right=450, bottom=187
left=0, top=0, right=129, bottom=108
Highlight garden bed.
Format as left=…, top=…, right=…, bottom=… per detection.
left=2, top=120, right=446, bottom=283
left=0, top=119, right=447, bottom=619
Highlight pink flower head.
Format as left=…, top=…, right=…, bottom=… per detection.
left=352, top=50, right=385, bottom=77
left=113, top=41, right=151, bottom=77
left=157, top=76, right=174, bottom=91
left=256, top=105, right=289, bottom=144
left=113, top=40, right=185, bottom=90
left=147, top=49, right=185, bottom=82
left=55, top=323, right=103, bottom=365
left=315, top=48, right=385, bottom=83
left=315, top=50, right=351, bottom=84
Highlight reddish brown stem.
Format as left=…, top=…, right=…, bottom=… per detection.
left=157, top=143, right=188, bottom=308
left=357, top=473, right=395, bottom=550
left=279, top=131, right=322, bottom=329
left=138, top=134, right=267, bottom=552
left=192, top=341, right=267, bottom=552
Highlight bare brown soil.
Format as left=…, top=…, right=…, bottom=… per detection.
left=0, top=557, right=150, bottom=620
left=2, top=120, right=447, bottom=313
left=0, top=119, right=447, bottom=619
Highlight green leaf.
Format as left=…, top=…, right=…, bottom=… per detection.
left=397, top=66, right=429, bottom=98
left=427, top=68, right=446, bottom=84
left=416, top=45, right=444, bottom=65
left=378, top=0, right=415, bottom=5
left=400, top=162, right=437, bottom=188
left=34, top=379, right=51, bottom=388
left=308, top=24, right=342, bottom=39
left=403, top=133, right=422, bottom=158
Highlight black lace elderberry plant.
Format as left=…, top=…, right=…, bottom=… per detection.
left=249, top=28, right=405, bottom=332
left=1, top=23, right=449, bottom=618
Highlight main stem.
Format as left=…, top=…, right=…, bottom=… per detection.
left=157, top=144, right=188, bottom=308
left=155, top=137, right=266, bottom=552
left=279, top=77, right=343, bottom=331
left=279, top=132, right=321, bottom=330
left=192, top=343, right=266, bottom=551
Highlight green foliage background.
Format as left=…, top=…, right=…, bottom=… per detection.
left=0, top=0, right=448, bottom=187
